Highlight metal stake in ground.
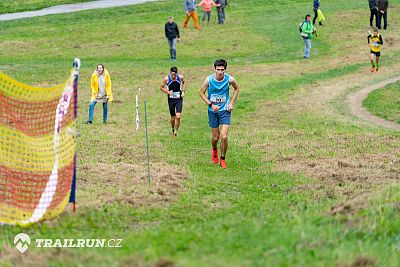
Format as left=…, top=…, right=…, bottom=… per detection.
left=144, top=100, right=151, bottom=187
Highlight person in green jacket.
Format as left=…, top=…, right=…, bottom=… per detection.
left=300, top=14, right=315, bottom=59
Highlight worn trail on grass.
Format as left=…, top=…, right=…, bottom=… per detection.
left=0, top=0, right=155, bottom=20
left=349, top=76, right=400, bottom=130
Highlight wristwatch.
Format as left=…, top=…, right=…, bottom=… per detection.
left=208, top=103, right=212, bottom=108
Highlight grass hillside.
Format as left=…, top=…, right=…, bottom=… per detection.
left=1, top=0, right=400, bottom=266
left=363, top=81, right=400, bottom=124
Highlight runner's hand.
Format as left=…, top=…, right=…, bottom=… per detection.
left=227, top=103, right=234, bottom=112
left=212, top=105, right=220, bottom=112
left=181, top=91, right=185, bottom=97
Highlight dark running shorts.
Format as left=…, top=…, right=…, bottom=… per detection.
left=168, top=98, right=183, bottom=116
left=208, top=109, right=231, bottom=128
left=370, top=50, right=381, bottom=57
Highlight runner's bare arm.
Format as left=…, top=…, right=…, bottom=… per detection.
left=160, top=77, right=170, bottom=95
left=199, top=78, right=210, bottom=104
left=200, top=78, right=219, bottom=112
left=180, top=75, right=186, bottom=96
left=228, top=77, right=239, bottom=111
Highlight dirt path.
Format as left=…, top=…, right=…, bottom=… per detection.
left=349, top=76, right=400, bottom=130
left=0, top=0, right=156, bottom=21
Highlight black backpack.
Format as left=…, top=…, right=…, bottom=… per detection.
left=299, top=20, right=306, bottom=33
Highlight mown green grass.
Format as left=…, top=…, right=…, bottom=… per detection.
left=363, top=82, right=400, bottom=124
left=1, top=0, right=400, bottom=266
left=0, top=0, right=92, bottom=14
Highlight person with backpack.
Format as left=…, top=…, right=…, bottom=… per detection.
left=368, top=0, right=379, bottom=28
left=160, top=66, right=186, bottom=137
left=368, top=28, right=383, bottom=72
left=300, top=14, right=315, bottom=59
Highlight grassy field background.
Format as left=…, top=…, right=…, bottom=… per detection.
left=1, top=0, right=400, bottom=266
left=363, top=81, right=400, bottom=124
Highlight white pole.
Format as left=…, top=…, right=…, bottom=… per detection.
left=136, top=88, right=141, bottom=131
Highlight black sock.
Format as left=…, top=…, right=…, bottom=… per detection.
left=220, top=156, right=225, bottom=160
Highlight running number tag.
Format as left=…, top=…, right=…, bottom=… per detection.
left=170, top=91, right=181, bottom=99
left=210, top=94, right=226, bottom=104
left=372, top=42, right=379, bottom=47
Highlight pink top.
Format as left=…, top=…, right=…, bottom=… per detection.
left=197, top=0, right=218, bottom=12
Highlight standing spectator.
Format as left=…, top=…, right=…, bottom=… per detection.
left=165, top=16, right=180, bottom=61
left=183, top=0, right=200, bottom=30
left=312, top=0, right=321, bottom=25
left=368, top=0, right=379, bottom=28
left=377, top=0, right=389, bottom=30
left=87, top=64, right=113, bottom=124
left=215, top=0, right=227, bottom=24
left=197, top=0, right=219, bottom=25
left=300, top=14, right=315, bottom=59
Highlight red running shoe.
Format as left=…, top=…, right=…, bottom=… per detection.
left=212, top=149, right=218, bottom=164
left=220, top=158, right=227, bottom=169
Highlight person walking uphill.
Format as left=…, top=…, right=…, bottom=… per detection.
left=87, top=64, right=113, bottom=124
left=300, top=14, right=315, bottom=59
left=165, top=16, right=180, bottom=61
left=160, top=66, right=186, bottom=137
left=197, top=0, right=220, bottom=25
left=183, top=0, right=200, bottom=30
left=199, top=59, right=239, bottom=169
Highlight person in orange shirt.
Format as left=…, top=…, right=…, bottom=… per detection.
left=183, top=0, right=200, bottom=30
left=197, top=0, right=220, bottom=24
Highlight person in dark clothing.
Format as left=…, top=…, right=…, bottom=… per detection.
left=215, top=0, right=227, bottom=24
left=368, top=0, right=379, bottom=28
left=165, top=16, right=180, bottom=61
left=377, top=0, right=389, bottom=30
left=160, top=67, right=186, bottom=137
left=312, top=0, right=321, bottom=25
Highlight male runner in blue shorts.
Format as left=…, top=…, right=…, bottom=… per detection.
left=160, top=66, right=186, bottom=136
left=199, top=59, right=239, bottom=169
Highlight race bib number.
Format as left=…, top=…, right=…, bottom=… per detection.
left=210, top=94, right=226, bottom=104
left=169, top=91, right=181, bottom=99
left=372, top=42, right=379, bottom=47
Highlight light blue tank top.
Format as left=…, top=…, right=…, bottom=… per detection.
left=208, top=74, right=230, bottom=112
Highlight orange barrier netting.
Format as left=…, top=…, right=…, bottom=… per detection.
left=0, top=67, right=78, bottom=226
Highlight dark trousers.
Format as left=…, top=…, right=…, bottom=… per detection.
left=378, top=11, right=387, bottom=29
left=217, top=6, right=225, bottom=24
left=370, top=8, right=380, bottom=27
left=312, top=8, right=318, bottom=25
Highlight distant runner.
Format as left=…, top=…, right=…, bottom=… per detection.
left=368, top=28, right=383, bottom=72
left=160, top=66, right=186, bottom=137
left=199, top=59, right=239, bottom=169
